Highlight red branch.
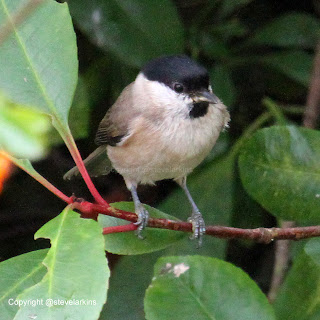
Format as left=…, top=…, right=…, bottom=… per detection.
left=64, top=135, right=108, bottom=206
left=73, top=201, right=320, bottom=243
left=1, top=151, right=73, bottom=204
left=103, top=223, right=137, bottom=235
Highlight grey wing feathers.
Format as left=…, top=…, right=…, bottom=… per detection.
left=63, top=146, right=112, bottom=180
left=94, top=116, right=126, bottom=146
left=95, top=83, right=135, bottom=146
left=64, top=83, right=137, bottom=180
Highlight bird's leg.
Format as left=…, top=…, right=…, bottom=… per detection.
left=176, top=176, right=206, bottom=246
left=128, top=183, right=149, bottom=239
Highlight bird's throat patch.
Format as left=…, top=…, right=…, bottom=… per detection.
left=189, top=102, right=209, bottom=119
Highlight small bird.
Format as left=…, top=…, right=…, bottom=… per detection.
left=64, top=55, right=230, bottom=244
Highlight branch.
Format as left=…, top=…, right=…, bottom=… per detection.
left=268, top=221, right=295, bottom=302
left=63, top=133, right=108, bottom=206
left=73, top=201, right=320, bottom=243
left=0, top=151, right=73, bottom=204
left=103, top=223, right=137, bottom=234
left=303, top=40, right=320, bottom=128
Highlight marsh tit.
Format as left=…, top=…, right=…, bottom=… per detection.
left=64, top=55, right=230, bottom=245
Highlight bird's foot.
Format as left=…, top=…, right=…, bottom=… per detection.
left=188, top=211, right=206, bottom=247
left=134, top=205, right=149, bottom=239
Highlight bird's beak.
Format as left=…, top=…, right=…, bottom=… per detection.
left=195, top=91, right=220, bottom=104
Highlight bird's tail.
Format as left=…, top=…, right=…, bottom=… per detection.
left=63, top=146, right=112, bottom=180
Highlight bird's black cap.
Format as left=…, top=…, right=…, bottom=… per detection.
left=141, top=55, right=209, bottom=93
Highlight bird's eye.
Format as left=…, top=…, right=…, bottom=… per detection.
left=173, top=83, right=184, bottom=93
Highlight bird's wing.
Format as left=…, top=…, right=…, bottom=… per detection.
left=95, top=83, right=138, bottom=146
left=64, top=83, right=140, bottom=180
left=63, top=146, right=112, bottom=180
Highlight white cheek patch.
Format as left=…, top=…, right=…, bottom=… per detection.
left=139, top=76, right=191, bottom=118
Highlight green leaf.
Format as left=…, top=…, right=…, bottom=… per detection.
left=14, top=207, right=109, bottom=320
left=145, top=256, right=275, bottom=320
left=305, top=238, right=320, bottom=266
left=0, top=93, right=51, bottom=160
left=209, top=20, right=248, bottom=41
left=260, top=51, right=312, bottom=87
left=49, top=77, right=90, bottom=144
left=4, top=155, right=43, bottom=178
left=68, top=77, right=90, bottom=140
left=0, top=249, right=48, bottom=320
left=210, top=65, right=236, bottom=107
left=274, top=244, right=320, bottom=320
left=201, top=34, right=231, bottom=59
left=262, top=97, right=287, bottom=125
left=1, top=154, right=63, bottom=198
left=98, top=202, right=186, bottom=255
left=218, top=0, right=255, bottom=18
left=203, top=131, right=230, bottom=164
left=68, top=0, right=184, bottom=67
left=159, top=155, right=234, bottom=257
left=0, top=0, right=78, bottom=129
left=239, top=125, right=320, bottom=223
left=84, top=56, right=138, bottom=106
left=261, top=66, right=307, bottom=101
left=100, top=251, right=163, bottom=320
left=248, top=13, right=320, bottom=49
left=231, top=174, right=267, bottom=236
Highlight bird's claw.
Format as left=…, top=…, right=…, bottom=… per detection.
left=188, top=212, right=206, bottom=247
left=134, top=206, right=149, bottom=239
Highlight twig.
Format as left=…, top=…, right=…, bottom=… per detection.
left=103, top=224, right=137, bottom=235
left=73, top=201, right=320, bottom=243
left=63, top=133, right=108, bottom=206
left=303, top=40, right=320, bottom=128
left=0, top=151, right=73, bottom=204
left=0, top=0, right=45, bottom=46
left=4, top=151, right=320, bottom=243
left=268, top=221, right=295, bottom=302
